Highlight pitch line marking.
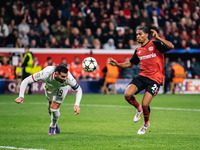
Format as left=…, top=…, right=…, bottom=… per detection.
left=1, top=102, right=200, bottom=112
left=0, top=146, right=45, bottom=150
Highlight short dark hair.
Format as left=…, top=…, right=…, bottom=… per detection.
left=136, top=26, right=149, bottom=34
left=55, top=65, right=68, bottom=74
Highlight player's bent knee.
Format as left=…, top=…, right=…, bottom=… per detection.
left=124, top=93, right=132, bottom=99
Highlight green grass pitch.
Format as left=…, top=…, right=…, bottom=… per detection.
left=0, top=94, right=200, bottom=150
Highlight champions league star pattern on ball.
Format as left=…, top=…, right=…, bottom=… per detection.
left=82, top=57, right=98, bottom=72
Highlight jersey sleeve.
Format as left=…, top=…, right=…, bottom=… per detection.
left=67, top=72, right=80, bottom=91
left=31, top=70, right=49, bottom=82
left=130, top=49, right=140, bottom=65
left=153, top=41, right=170, bottom=53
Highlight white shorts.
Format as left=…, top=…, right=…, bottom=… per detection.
left=45, top=86, right=69, bottom=103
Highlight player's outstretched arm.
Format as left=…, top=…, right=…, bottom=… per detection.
left=74, top=105, right=80, bottom=115
left=109, top=58, right=134, bottom=68
left=150, top=29, right=174, bottom=50
left=15, top=75, right=34, bottom=104
left=74, top=86, right=82, bottom=115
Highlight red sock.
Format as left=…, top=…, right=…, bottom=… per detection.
left=125, top=96, right=140, bottom=109
left=143, top=106, right=150, bottom=124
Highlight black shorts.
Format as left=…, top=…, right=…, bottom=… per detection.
left=129, top=75, right=160, bottom=96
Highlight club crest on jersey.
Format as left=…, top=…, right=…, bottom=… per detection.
left=148, top=46, right=154, bottom=51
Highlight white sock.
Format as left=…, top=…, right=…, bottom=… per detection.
left=50, top=108, right=60, bottom=127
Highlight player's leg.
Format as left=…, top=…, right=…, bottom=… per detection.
left=49, top=87, right=69, bottom=135
left=137, top=82, right=160, bottom=134
left=125, top=84, right=143, bottom=123
left=124, top=84, right=141, bottom=110
left=124, top=77, right=145, bottom=123
left=49, top=101, right=61, bottom=135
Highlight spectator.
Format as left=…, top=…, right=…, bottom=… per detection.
left=30, top=39, right=38, bottom=48
left=93, top=38, right=102, bottom=49
left=69, top=2, right=79, bottom=17
left=15, top=37, right=23, bottom=48
left=140, top=11, right=152, bottom=28
left=188, top=39, right=199, bottom=48
left=43, top=57, right=55, bottom=68
left=6, top=29, right=18, bottom=47
left=85, top=12, right=97, bottom=33
left=75, top=19, right=85, bottom=36
left=94, top=28, right=103, bottom=43
left=30, top=18, right=42, bottom=37
left=8, top=19, right=17, bottom=34
left=60, top=57, right=68, bottom=68
left=115, top=28, right=125, bottom=47
left=0, top=56, right=15, bottom=80
left=12, top=0, right=25, bottom=16
left=82, top=38, right=92, bottom=49
left=62, top=38, right=71, bottom=48
left=180, top=30, right=189, bottom=41
left=22, top=7, right=32, bottom=24
left=78, top=1, right=88, bottom=17
left=69, top=27, right=83, bottom=45
left=177, top=57, right=187, bottom=70
left=164, top=57, right=172, bottom=93
left=129, top=12, right=140, bottom=31
left=44, top=9, right=54, bottom=26
left=72, top=39, right=82, bottom=49
left=83, top=28, right=94, bottom=46
left=59, top=0, right=70, bottom=19
left=147, top=1, right=161, bottom=17
left=18, top=30, right=29, bottom=46
left=64, top=19, right=72, bottom=37
left=117, top=10, right=127, bottom=27
left=18, top=19, right=30, bottom=35
left=171, top=31, right=182, bottom=48
left=0, top=17, right=9, bottom=46
left=189, top=29, right=200, bottom=46
left=40, top=29, right=51, bottom=47
left=90, top=1, right=101, bottom=18
left=40, top=18, right=49, bottom=32
left=123, top=2, right=131, bottom=21
left=103, top=38, right=116, bottom=50
left=49, top=37, right=59, bottom=48
left=190, top=57, right=200, bottom=78
left=69, top=56, right=86, bottom=80
left=51, top=19, right=66, bottom=42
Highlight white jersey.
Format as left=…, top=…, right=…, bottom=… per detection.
left=32, top=66, right=79, bottom=91
left=19, top=66, right=82, bottom=105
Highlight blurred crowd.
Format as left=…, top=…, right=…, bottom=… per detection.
left=0, top=0, right=199, bottom=49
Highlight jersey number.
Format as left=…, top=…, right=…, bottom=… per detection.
left=151, top=84, right=158, bottom=94
left=57, top=89, right=63, bottom=96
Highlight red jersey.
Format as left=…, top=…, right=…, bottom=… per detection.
left=130, top=40, right=170, bottom=85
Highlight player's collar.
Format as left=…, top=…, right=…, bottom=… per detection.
left=52, top=72, right=55, bottom=79
left=141, top=40, right=150, bottom=47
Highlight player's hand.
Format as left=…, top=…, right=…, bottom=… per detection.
left=15, top=97, right=24, bottom=104
left=108, top=58, right=118, bottom=66
left=150, top=29, right=158, bottom=38
left=74, top=105, right=80, bottom=115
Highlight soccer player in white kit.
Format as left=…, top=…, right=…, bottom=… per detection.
left=15, top=65, right=82, bottom=135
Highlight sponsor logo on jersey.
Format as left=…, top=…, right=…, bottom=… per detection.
left=139, top=53, right=157, bottom=60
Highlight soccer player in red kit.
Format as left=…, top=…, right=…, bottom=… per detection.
left=109, top=26, right=174, bottom=134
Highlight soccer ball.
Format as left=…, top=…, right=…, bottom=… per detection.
left=82, top=57, right=98, bottom=72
